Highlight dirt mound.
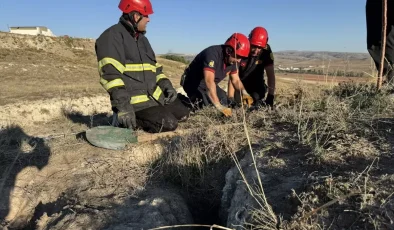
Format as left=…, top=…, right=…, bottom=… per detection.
left=33, top=185, right=193, bottom=230
left=0, top=32, right=95, bottom=57
left=0, top=95, right=111, bottom=126
left=220, top=143, right=305, bottom=229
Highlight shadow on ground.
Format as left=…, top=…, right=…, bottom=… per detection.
left=62, top=110, right=112, bottom=128
left=3, top=117, right=393, bottom=229
left=0, top=125, right=51, bottom=227
left=357, top=117, right=394, bottom=173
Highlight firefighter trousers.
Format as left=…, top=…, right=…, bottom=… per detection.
left=366, top=0, right=394, bottom=81
left=234, top=78, right=267, bottom=105
left=113, top=95, right=190, bottom=133
left=181, top=84, right=228, bottom=110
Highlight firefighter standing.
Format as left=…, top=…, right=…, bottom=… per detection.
left=95, top=0, right=190, bottom=133
left=366, top=0, right=394, bottom=84
left=228, top=26, right=276, bottom=109
left=180, top=33, right=253, bottom=117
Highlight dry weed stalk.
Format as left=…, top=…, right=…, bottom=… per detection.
left=226, top=49, right=278, bottom=229
left=377, top=0, right=387, bottom=90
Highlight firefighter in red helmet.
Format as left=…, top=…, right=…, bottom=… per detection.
left=95, top=0, right=190, bottom=133
left=228, top=26, right=276, bottom=109
left=180, top=33, right=253, bottom=117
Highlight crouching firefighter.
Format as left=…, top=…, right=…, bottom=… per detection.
left=228, top=26, right=276, bottom=109
left=180, top=32, right=253, bottom=117
left=95, top=0, right=190, bottom=133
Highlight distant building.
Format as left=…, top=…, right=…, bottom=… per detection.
left=8, top=26, right=56, bottom=37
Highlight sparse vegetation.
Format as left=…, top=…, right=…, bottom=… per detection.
left=63, top=36, right=74, bottom=48
left=276, top=68, right=367, bottom=77
left=160, top=54, right=190, bottom=64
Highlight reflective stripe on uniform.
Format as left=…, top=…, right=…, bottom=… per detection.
left=124, top=63, right=156, bottom=72
left=130, top=95, right=150, bottom=104
left=98, top=57, right=125, bottom=75
left=98, top=57, right=163, bottom=102
left=100, top=77, right=125, bottom=91
left=129, top=86, right=163, bottom=104
left=155, top=63, right=168, bottom=82
left=98, top=57, right=157, bottom=74
left=152, top=86, right=162, bottom=100
left=156, top=74, right=167, bottom=82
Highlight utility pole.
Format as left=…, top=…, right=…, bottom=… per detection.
left=377, top=0, right=387, bottom=90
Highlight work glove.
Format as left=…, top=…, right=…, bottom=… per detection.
left=116, top=103, right=137, bottom=129
left=159, top=80, right=178, bottom=104
left=109, top=88, right=137, bottom=129
left=164, top=87, right=178, bottom=104
left=265, top=94, right=274, bottom=109
left=214, top=103, right=232, bottom=117
left=227, top=97, right=239, bottom=108
left=247, top=99, right=265, bottom=112
left=241, top=91, right=254, bottom=107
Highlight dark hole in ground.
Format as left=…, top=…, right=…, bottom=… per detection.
left=151, top=155, right=240, bottom=226
left=178, top=182, right=224, bottom=225
left=149, top=132, right=248, bottom=226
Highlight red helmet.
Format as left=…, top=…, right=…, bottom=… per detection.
left=118, top=0, right=153, bottom=15
left=224, top=33, right=250, bottom=57
left=249, top=26, right=268, bottom=48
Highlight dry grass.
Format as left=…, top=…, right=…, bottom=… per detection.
left=144, top=80, right=394, bottom=229
left=249, top=82, right=394, bottom=229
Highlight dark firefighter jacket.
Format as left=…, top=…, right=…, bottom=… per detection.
left=182, top=45, right=237, bottom=97
left=95, top=17, right=172, bottom=112
left=239, top=44, right=274, bottom=83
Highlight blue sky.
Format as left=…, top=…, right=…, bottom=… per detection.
left=0, top=0, right=367, bottom=54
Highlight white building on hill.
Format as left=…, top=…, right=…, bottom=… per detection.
left=8, top=26, right=56, bottom=37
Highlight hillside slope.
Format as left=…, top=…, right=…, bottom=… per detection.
left=0, top=32, right=186, bottom=106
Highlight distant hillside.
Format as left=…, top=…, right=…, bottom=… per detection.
left=274, top=50, right=370, bottom=61
left=160, top=50, right=373, bottom=75
left=158, top=53, right=196, bottom=62
left=160, top=50, right=371, bottom=63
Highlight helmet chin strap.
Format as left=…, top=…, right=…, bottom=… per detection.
left=224, top=47, right=233, bottom=64
left=125, top=12, right=144, bottom=34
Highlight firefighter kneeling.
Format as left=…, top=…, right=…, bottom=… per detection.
left=180, top=32, right=253, bottom=117
left=95, top=0, right=190, bottom=133
left=228, top=26, right=276, bottom=110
